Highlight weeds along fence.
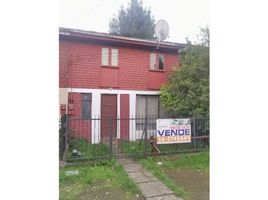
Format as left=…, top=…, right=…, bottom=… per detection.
left=59, top=115, right=209, bottom=162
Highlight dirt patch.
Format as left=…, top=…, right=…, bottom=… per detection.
left=164, top=169, right=209, bottom=200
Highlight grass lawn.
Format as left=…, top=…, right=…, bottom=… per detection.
left=66, top=138, right=110, bottom=161
left=59, top=159, right=145, bottom=200
left=120, top=140, right=149, bottom=155
left=65, top=138, right=209, bottom=162
left=119, top=140, right=201, bottom=156
left=138, top=151, right=209, bottom=200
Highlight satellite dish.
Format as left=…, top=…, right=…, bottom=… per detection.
left=155, top=19, right=169, bottom=41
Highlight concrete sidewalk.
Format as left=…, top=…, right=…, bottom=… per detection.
left=117, top=158, right=183, bottom=200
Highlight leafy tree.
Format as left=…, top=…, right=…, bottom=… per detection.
left=160, top=27, right=209, bottom=117
left=109, top=0, right=155, bottom=39
left=196, top=26, right=209, bottom=47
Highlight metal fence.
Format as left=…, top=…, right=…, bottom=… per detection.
left=59, top=115, right=209, bottom=162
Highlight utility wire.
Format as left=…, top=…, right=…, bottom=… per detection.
left=70, top=0, right=105, bottom=25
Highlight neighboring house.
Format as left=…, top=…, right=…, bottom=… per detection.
left=59, top=27, right=185, bottom=143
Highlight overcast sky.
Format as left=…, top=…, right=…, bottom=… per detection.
left=59, top=0, right=209, bottom=43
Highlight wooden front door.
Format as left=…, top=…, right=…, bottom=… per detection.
left=101, top=94, right=117, bottom=142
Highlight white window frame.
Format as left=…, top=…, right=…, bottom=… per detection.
left=111, top=48, right=118, bottom=66
left=101, top=47, right=118, bottom=67
left=149, top=53, right=165, bottom=70
left=150, top=53, right=157, bottom=70
left=101, top=48, right=109, bottom=66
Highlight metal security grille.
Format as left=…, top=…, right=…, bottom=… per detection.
left=60, top=115, right=209, bottom=163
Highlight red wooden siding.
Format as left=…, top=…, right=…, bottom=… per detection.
left=68, top=92, right=91, bottom=142
left=59, top=42, right=69, bottom=87
left=60, top=41, right=102, bottom=88
left=59, top=40, right=179, bottom=90
left=101, top=67, right=119, bottom=88
left=148, top=71, right=166, bottom=89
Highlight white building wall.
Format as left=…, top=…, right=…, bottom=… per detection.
left=91, top=90, right=101, bottom=143
left=129, top=93, right=136, bottom=141
left=68, top=88, right=160, bottom=143
left=59, top=88, right=69, bottom=118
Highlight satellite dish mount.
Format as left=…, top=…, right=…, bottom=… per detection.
left=154, top=19, right=169, bottom=49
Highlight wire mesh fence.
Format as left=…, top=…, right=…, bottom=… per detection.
left=59, top=115, right=209, bottom=162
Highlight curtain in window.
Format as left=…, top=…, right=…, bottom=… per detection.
left=136, top=95, right=159, bottom=130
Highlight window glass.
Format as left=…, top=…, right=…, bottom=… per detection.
left=81, top=93, right=91, bottom=119
left=150, top=53, right=164, bottom=70
left=136, top=96, right=146, bottom=130
left=159, top=54, right=164, bottom=70
left=136, top=95, right=160, bottom=131
left=147, top=96, right=159, bottom=131
left=111, top=49, right=118, bottom=66
left=147, top=96, right=159, bottom=117
left=101, top=48, right=109, bottom=66
left=150, top=53, right=156, bottom=70
left=136, top=96, right=146, bottom=117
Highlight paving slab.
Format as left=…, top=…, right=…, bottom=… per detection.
left=122, top=163, right=143, bottom=173
left=138, top=181, right=174, bottom=198
left=128, top=171, right=158, bottom=183
left=117, top=158, right=136, bottom=165
left=147, top=194, right=182, bottom=200
left=117, top=157, right=183, bottom=200
left=143, top=170, right=157, bottom=178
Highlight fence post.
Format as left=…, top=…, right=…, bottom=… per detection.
left=62, top=115, right=68, bottom=163
left=59, top=116, right=63, bottom=161
left=193, top=115, right=197, bottom=152
left=144, top=115, right=148, bottom=158
left=109, top=118, right=113, bottom=158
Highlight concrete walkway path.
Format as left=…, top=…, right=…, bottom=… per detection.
left=117, top=158, right=183, bottom=200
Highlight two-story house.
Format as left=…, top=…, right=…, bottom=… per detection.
left=59, top=27, right=185, bottom=143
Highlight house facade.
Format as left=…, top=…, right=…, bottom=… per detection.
left=59, top=27, right=185, bottom=143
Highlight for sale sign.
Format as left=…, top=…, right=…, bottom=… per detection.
left=156, top=119, right=191, bottom=144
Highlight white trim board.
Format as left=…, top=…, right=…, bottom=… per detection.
left=117, top=94, right=120, bottom=139
left=67, top=88, right=160, bottom=95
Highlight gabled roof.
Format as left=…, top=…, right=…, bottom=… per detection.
left=59, top=27, right=186, bottom=52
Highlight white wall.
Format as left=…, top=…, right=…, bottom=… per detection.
left=59, top=88, right=69, bottom=118
left=68, top=88, right=160, bottom=143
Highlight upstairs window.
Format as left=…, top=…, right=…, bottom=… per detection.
left=150, top=53, right=165, bottom=70
left=158, top=54, right=164, bottom=70
left=150, top=53, right=156, bottom=69
left=101, top=47, right=118, bottom=67
left=111, top=49, right=118, bottom=66
left=101, top=48, right=109, bottom=66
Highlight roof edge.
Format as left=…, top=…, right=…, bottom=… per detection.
left=59, top=27, right=186, bottom=50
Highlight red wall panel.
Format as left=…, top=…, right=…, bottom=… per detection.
left=68, top=92, right=91, bottom=143
left=59, top=40, right=179, bottom=91
left=148, top=71, right=166, bottom=89
left=101, top=67, right=119, bottom=88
